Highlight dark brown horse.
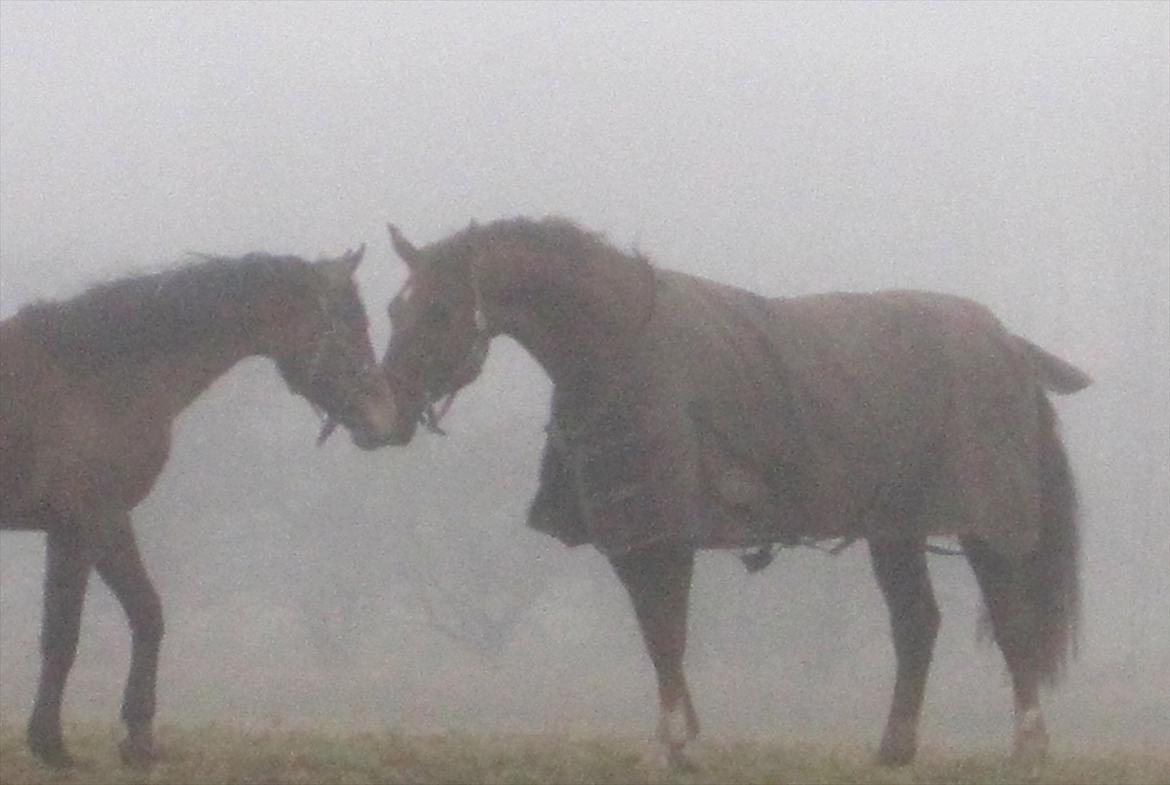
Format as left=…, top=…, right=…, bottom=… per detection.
left=0, top=246, right=397, bottom=767
left=377, top=216, right=1092, bottom=768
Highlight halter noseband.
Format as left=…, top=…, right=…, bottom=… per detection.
left=387, top=263, right=491, bottom=436
left=303, top=293, right=375, bottom=446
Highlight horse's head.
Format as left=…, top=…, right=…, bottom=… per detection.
left=273, top=245, right=398, bottom=450
left=379, top=223, right=492, bottom=444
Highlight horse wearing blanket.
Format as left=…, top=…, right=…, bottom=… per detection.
left=377, top=216, right=1091, bottom=768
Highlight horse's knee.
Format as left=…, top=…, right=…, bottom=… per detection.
left=892, top=602, right=939, bottom=668
left=120, top=582, right=163, bottom=650
left=40, top=618, right=82, bottom=661
left=129, top=590, right=164, bottom=648
left=922, top=597, right=941, bottom=640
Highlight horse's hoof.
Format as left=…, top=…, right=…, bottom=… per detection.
left=877, top=735, right=916, bottom=767
left=646, top=743, right=697, bottom=773
left=650, top=744, right=698, bottom=773
left=669, top=748, right=699, bottom=773
left=28, top=735, right=74, bottom=769
left=119, top=735, right=157, bottom=769
left=27, top=720, right=73, bottom=769
left=1010, top=735, right=1048, bottom=768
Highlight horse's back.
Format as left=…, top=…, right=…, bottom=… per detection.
left=652, top=276, right=1074, bottom=554
left=659, top=278, right=1035, bottom=442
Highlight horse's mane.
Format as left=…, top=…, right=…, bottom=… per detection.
left=17, top=252, right=313, bottom=368
left=447, top=216, right=646, bottom=270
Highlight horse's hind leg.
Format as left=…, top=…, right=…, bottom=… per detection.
left=94, top=515, right=163, bottom=768
left=610, top=545, right=698, bottom=769
left=962, top=537, right=1048, bottom=765
left=28, top=525, right=92, bottom=768
left=869, top=537, right=940, bottom=767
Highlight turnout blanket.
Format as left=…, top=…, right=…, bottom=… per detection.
left=528, top=269, right=1056, bottom=558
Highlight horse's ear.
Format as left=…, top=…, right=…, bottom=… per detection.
left=317, top=243, right=364, bottom=286
left=343, top=243, right=365, bottom=273
left=387, top=223, right=421, bottom=270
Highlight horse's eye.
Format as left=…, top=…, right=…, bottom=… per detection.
left=422, top=304, right=452, bottom=329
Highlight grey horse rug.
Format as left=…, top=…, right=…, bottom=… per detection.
left=527, top=269, right=1090, bottom=559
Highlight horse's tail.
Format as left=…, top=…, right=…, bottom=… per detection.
left=1015, top=336, right=1093, bottom=394
left=1028, top=393, right=1082, bottom=683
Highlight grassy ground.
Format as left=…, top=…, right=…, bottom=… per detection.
left=1, top=723, right=1167, bottom=785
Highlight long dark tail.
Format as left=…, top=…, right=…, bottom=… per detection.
left=1028, top=393, right=1082, bottom=683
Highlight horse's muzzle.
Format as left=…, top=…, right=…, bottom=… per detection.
left=316, top=387, right=402, bottom=450
left=349, top=424, right=413, bottom=450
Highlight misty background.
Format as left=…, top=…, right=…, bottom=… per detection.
left=1, top=1, right=1167, bottom=751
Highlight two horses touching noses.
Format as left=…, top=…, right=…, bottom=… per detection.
left=1, top=217, right=1092, bottom=772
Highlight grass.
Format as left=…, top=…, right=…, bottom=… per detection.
left=1, top=722, right=1167, bottom=785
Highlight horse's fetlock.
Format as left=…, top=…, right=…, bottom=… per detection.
left=658, top=703, right=691, bottom=747
left=27, top=722, right=72, bottom=768
left=878, top=716, right=918, bottom=767
left=122, top=705, right=156, bottom=726
left=119, top=732, right=157, bottom=769
left=1012, top=707, right=1048, bottom=765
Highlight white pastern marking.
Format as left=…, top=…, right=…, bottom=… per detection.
left=660, top=704, right=689, bottom=746
left=1016, top=707, right=1043, bottom=734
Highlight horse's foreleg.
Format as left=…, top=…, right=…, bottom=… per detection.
left=869, top=537, right=939, bottom=767
left=94, top=516, right=163, bottom=768
left=610, top=545, right=698, bottom=769
left=962, top=537, right=1048, bottom=765
left=28, top=526, right=92, bottom=768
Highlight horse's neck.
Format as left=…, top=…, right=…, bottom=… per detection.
left=114, top=290, right=289, bottom=419
left=135, top=337, right=257, bottom=416
left=488, top=249, right=650, bottom=403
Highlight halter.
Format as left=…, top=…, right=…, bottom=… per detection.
left=390, top=249, right=657, bottom=438
left=386, top=262, right=491, bottom=436
left=301, top=293, right=375, bottom=445
left=420, top=276, right=489, bottom=435
left=304, top=293, right=344, bottom=385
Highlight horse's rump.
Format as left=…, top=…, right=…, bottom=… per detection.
left=529, top=270, right=1075, bottom=558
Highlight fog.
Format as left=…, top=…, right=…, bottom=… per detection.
left=1, top=1, right=1167, bottom=750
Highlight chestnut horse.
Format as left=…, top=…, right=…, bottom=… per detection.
left=377, top=217, right=1091, bottom=768
left=0, top=246, right=396, bottom=767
